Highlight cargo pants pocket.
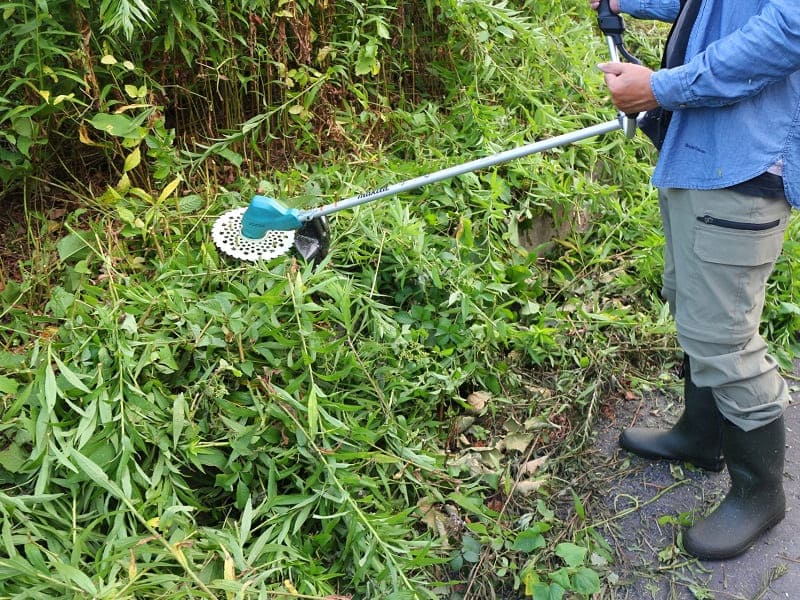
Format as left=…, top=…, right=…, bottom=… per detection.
left=690, top=214, right=787, bottom=341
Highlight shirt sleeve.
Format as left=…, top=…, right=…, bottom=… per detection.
left=651, top=0, right=800, bottom=110
left=618, top=0, right=679, bottom=22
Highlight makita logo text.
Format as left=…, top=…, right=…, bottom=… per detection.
left=357, top=186, right=389, bottom=200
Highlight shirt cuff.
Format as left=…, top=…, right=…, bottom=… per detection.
left=618, top=0, right=680, bottom=22
left=651, top=68, right=693, bottom=111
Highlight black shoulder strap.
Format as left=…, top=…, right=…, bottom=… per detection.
left=662, top=0, right=704, bottom=68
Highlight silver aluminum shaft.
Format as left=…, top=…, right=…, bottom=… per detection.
left=296, top=117, right=624, bottom=223
left=606, top=35, right=638, bottom=138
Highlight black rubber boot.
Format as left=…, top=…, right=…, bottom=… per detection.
left=619, top=357, right=724, bottom=471
left=683, top=417, right=786, bottom=560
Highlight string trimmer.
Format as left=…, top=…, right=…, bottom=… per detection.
left=212, top=0, right=640, bottom=262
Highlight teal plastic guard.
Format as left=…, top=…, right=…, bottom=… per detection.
left=240, top=195, right=303, bottom=237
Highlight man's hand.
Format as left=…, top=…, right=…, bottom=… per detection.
left=598, top=62, right=660, bottom=113
left=589, top=0, right=620, bottom=12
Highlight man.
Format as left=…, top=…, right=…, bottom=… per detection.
left=588, top=0, right=800, bottom=559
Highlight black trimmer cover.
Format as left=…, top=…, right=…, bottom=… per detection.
left=294, top=217, right=331, bottom=263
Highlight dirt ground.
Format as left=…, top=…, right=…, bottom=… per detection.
left=588, top=362, right=800, bottom=600
left=0, top=199, right=27, bottom=288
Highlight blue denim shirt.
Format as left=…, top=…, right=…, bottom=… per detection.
left=618, top=0, right=800, bottom=207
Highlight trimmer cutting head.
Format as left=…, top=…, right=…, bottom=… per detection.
left=212, top=195, right=330, bottom=262
left=211, top=206, right=296, bottom=261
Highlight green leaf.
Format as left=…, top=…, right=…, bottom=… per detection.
left=460, top=535, right=481, bottom=563
left=307, top=384, right=320, bottom=439
left=13, top=118, right=33, bottom=138
left=45, top=287, right=75, bottom=318
left=177, top=194, right=203, bottom=213
left=0, top=351, right=25, bottom=370
left=0, top=376, right=19, bottom=395
left=779, top=301, right=800, bottom=315
left=376, top=21, right=390, bottom=39
left=89, top=113, right=137, bottom=138
left=214, top=147, right=242, bottom=167
left=0, top=444, right=27, bottom=473
left=56, top=232, right=91, bottom=262
left=117, top=206, right=136, bottom=224
left=511, top=528, right=546, bottom=553
left=156, top=176, right=181, bottom=203
left=52, top=354, right=91, bottom=393
left=119, top=313, right=138, bottom=335
left=548, top=567, right=570, bottom=589
left=172, top=393, right=186, bottom=450
left=239, top=496, right=254, bottom=546
left=53, top=563, right=97, bottom=595
left=555, top=542, right=587, bottom=568
left=123, top=147, right=141, bottom=172
left=496, top=25, right=514, bottom=39
left=572, top=567, right=601, bottom=595
left=448, top=491, right=491, bottom=517
left=533, top=582, right=565, bottom=600
left=67, top=448, right=125, bottom=499
left=16, top=135, right=32, bottom=157
left=73, top=259, right=91, bottom=274
left=355, top=40, right=380, bottom=76
left=571, top=488, right=585, bottom=521
left=0, top=555, right=39, bottom=578
left=44, top=362, right=57, bottom=412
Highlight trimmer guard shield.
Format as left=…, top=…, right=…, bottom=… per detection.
left=294, top=217, right=331, bottom=263
left=241, top=195, right=303, bottom=235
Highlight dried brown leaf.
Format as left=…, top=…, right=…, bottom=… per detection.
left=519, top=455, right=548, bottom=476
left=466, top=390, right=490, bottom=413
left=417, top=498, right=449, bottom=539
left=511, top=479, right=545, bottom=496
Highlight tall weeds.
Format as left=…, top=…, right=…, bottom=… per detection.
left=2, top=1, right=799, bottom=598
left=1, top=0, right=454, bottom=199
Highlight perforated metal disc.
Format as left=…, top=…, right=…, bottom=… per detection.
left=211, top=207, right=296, bottom=261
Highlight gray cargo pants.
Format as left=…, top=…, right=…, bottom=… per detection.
left=659, top=187, right=791, bottom=431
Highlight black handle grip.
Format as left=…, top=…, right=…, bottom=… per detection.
left=597, top=0, right=639, bottom=135
left=597, top=0, right=625, bottom=37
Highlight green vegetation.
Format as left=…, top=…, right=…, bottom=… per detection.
left=1, top=1, right=798, bottom=598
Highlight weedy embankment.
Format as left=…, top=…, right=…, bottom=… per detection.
left=1, top=1, right=799, bottom=598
